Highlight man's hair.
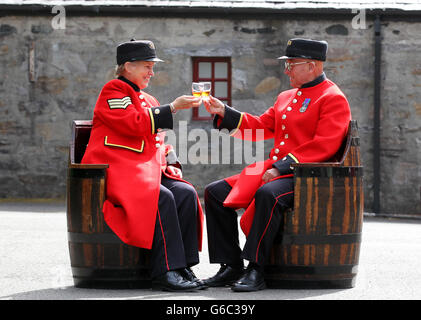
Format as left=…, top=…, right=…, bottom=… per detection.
left=115, top=64, right=125, bottom=77
left=313, top=60, right=324, bottom=74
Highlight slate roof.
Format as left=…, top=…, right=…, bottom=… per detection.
left=0, top=0, right=420, bottom=14
left=0, top=0, right=420, bottom=9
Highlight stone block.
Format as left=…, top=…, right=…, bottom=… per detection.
left=254, top=77, right=280, bottom=95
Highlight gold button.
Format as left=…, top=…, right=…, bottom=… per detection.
left=287, top=107, right=292, bottom=111
left=272, top=156, right=278, bottom=161
left=292, top=99, right=297, bottom=103
left=139, top=95, right=144, bottom=99
left=154, top=108, right=160, bottom=114
left=141, top=102, right=147, bottom=107
left=155, top=136, right=160, bottom=141
left=285, top=134, right=289, bottom=139
left=280, top=141, right=285, bottom=145
left=282, top=125, right=286, bottom=130
left=155, top=143, right=160, bottom=148
left=274, top=148, right=279, bottom=154
left=282, top=115, right=287, bottom=119
left=297, top=91, right=302, bottom=96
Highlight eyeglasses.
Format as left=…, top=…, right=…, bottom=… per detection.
left=284, top=61, right=312, bottom=71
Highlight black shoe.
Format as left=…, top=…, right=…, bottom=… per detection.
left=203, top=264, right=244, bottom=287
left=179, top=267, right=208, bottom=290
left=231, top=265, right=266, bottom=292
left=152, top=270, right=200, bottom=292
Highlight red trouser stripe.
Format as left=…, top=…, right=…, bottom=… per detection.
left=157, top=209, right=170, bottom=271
left=255, top=191, right=294, bottom=263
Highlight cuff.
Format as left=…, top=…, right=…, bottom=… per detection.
left=272, top=153, right=299, bottom=175
left=213, top=105, right=243, bottom=133
left=149, top=105, right=173, bottom=134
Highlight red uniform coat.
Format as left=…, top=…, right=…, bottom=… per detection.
left=217, top=78, right=351, bottom=235
left=82, top=79, right=203, bottom=250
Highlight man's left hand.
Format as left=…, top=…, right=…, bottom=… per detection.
left=262, top=168, right=280, bottom=183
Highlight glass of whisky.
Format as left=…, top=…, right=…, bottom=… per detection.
left=201, top=82, right=211, bottom=101
left=192, top=82, right=203, bottom=97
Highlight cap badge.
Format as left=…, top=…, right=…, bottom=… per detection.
left=148, top=42, right=155, bottom=49
left=287, top=40, right=292, bottom=46
left=300, top=98, right=311, bottom=112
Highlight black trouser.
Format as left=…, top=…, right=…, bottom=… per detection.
left=204, top=177, right=293, bottom=268
left=150, top=176, right=199, bottom=278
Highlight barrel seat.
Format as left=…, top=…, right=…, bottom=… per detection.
left=66, top=120, right=151, bottom=289
left=265, top=120, right=364, bottom=288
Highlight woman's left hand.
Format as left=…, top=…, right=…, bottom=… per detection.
left=166, top=165, right=183, bottom=179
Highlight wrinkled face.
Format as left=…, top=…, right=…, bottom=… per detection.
left=125, top=61, right=155, bottom=89
left=283, top=58, right=315, bottom=88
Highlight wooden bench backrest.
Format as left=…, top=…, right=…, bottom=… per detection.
left=333, top=120, right=360, bottom=167
left=301, top=120, right=360, bottom=167
left=341, top=120, right=361, bottom=167
left=71, top=120, right=93, bottom=165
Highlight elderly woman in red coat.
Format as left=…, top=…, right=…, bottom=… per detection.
left=82, top=39, right=204, bottom=292
left=202, top=38, right=351, bottom=292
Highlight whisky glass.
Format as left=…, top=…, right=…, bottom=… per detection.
left=192, top=82, right=203, bottom=97
left=201, top=82, right=211, bottom=101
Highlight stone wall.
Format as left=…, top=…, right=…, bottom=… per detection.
left=0, top=14, right=419, bottom=215
left=380, top=21, right=421, bottom=215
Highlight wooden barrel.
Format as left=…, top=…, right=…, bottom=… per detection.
left=265, top=120, right=364, bottom=289
left=66, top=164, right=151, bottom=289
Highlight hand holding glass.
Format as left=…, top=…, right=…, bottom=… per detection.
left=203, top=95, right=225, bottom=118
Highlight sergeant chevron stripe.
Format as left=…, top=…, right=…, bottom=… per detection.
left=107, top=96, right=132, bottom=109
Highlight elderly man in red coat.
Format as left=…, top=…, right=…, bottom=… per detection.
left=202, top=38, right=351, bottom=291
left=82, top=39, right=205, bottom=292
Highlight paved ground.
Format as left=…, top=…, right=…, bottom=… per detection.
left=0, top=201, right=420, bottom=301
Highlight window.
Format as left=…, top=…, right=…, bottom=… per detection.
left=192, top=57, right=231, bottom=120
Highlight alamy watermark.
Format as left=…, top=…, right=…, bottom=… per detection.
left=351, top=8, right=387, bottom=30
left=351, top=9, right=367, bottom=30
left=165, top=121, right=266, bottom=172
left=51, top=5, right=66, bottom=30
